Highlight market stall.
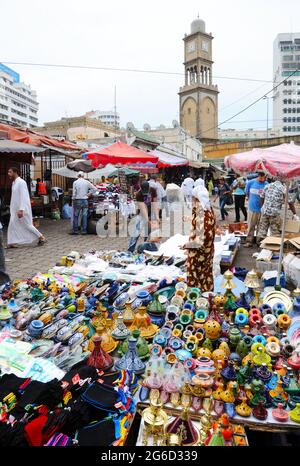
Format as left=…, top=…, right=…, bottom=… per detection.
left=0, top=240, right=300, bottom=447
left=225, top=141, right=300, bottom=285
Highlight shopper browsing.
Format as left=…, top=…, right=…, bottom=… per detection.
left=231, top=174, right=247, bottom=223
left=256, top=178, right=296, bottom=245
left=70, top=172, right=97, bottom=235
left=244, top=172, right=268, bottom=247
left=128, top=181, right=158, bottom=253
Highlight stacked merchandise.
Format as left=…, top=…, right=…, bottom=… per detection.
left=0, top=251, right=300, bottom=446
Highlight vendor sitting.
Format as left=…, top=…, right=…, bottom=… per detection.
left=137, top=227, right=162, bottom=254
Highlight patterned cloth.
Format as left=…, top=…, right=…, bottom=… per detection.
left=257, top=214, right=281, bottom=242
left=261, top=180, right=285, bottom=216
left=186, top=202, right=216, bottom=292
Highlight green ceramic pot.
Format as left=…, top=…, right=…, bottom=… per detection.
left=118, top=330, right=150, bottom=359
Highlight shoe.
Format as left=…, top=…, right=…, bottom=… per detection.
left=69, top=232, right=79, bottom=235
left=81, top=232, right=88, bottom=235
left=38, top=238, right=47, bottom=246
left=244, top=243, right=253, bottom=248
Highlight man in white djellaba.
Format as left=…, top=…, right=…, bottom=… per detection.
left=7, top=167, right=46, bottom=248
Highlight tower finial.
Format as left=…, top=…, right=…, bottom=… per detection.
left=197, top=12, right=199, bottom=19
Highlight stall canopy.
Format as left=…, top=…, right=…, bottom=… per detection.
left=66, top=159, right=94, bottom=173
left=52, top=164, right=116, bottom=180
left=108, top=167, right=140, bottom=178
left=225, top=142, right=300, bottom=286
left=0, top=139, right=45, bottom=163
left=224, top=142, right=300, bottom=179
left=86, top=141, right=159, bottom=168
left=150, top=149, right=188, bottom=168
left=0, top=123, right=80, bottom=153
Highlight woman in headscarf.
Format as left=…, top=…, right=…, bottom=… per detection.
left=181, top=176, right=195, bottom=209
left=183, top=178, right=216, bottom=292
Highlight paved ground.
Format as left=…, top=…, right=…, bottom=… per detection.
left=1, top=199, right=273, bottom=281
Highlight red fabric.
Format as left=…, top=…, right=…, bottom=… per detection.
left=0, top=123, right=79, bottom=151
left=225, top=143, right=300, bottom=179
left=157, top=161, right=188, bottom=168
left=37, top=182, right=47, bottom=195
left=24, top=408, right=61, bottom=446
left=87, top=141, right=159, bottom=168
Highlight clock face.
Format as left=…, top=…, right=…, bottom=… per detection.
left=187, top=41, right=196, bottom=53
left=202, top=40, right=209, bottom=52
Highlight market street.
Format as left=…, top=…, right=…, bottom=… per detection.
left=3, top=200, right=256, bottom=281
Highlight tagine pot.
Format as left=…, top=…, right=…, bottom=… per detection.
left=118, top=330, right=150, bottom=359
left=228, top=325, right=242, bottom=347
left=114, top=336, right=146, bottom=375
left=87, top=336, right=114, bottom=371
left=252, top=401, right=268, bottom=421
left=130, top=306, right=159, bottom=339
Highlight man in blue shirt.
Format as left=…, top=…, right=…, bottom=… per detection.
left=244, top=172, right=268, bottom=247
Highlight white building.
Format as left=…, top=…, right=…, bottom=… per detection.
left=218, top=128, right=281, bottom=140
left=0, top=63, right=39, bottom=128
left=273, top=33, right=300, bottom=135
left=130, top=124, right=202, bottom=162
left=85, top=110, right=120, bottom=129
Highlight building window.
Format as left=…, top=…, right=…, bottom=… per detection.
left=188, top=108, right=191, bottom=114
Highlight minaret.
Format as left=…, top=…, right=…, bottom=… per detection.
left=179, top=17, right=219, bottom=141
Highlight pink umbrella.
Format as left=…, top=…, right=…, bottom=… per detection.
left=225, top=142, right=300, bottom=286
left=225, top=142, right=300, bottom=179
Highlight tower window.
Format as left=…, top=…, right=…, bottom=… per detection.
left=188, top=108, right=191, bottom=114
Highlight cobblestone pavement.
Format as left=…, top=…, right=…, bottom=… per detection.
left=2, top=198, right=281, bottom=281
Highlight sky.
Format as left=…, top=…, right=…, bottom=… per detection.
left=1, top=0, right=300, bottom=131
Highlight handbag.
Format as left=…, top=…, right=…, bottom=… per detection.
left=225, top=193, right=234, bottom=206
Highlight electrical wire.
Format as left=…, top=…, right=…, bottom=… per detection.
left=0, top=60, right=272, bottom=83
left=201, top=66, right=300, bottom=135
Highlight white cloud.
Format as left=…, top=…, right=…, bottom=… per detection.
left=0, top=0, right=299, bottom=130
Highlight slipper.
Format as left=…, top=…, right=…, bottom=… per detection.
left=38, top=239, right=47, bottom=246
left=6, top=245, right=18, bottom=249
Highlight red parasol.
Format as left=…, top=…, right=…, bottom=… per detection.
left=86, top=141, right=159, bottom=168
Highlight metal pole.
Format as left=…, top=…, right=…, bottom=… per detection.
left=267, top=97, right=269, bottom=139
left=276, top=180, right=290, bottom=287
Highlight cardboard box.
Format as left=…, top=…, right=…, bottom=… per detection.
left=285, top=220, right=300, bottom=233
left=256, top=259, right=279, bottom=274
left=285, top=256, right=300, bottom=286
left=260, top=236, right=300, bottom=252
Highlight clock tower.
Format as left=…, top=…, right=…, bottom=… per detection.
left=179, top=18, right=219, bottom=141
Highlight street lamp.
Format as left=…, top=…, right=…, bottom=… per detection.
left=263, top=96, right=274, bottom=139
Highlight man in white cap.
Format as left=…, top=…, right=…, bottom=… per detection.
left=70, top=171, right=97, bottom=235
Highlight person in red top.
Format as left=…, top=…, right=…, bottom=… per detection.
left=128, top=181, right=158, bottom=253
left=35, top=178, right=47, bottom=196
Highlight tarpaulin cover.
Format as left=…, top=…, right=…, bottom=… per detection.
left=0, top=123, right=80, bottom=152
left=66, top=159, right=94, bottom=173
left=150, top=149, right=188, bottom=168
left=225, top=142, right=300, bottom=179
left=86, top=141, right=159, bottom=168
